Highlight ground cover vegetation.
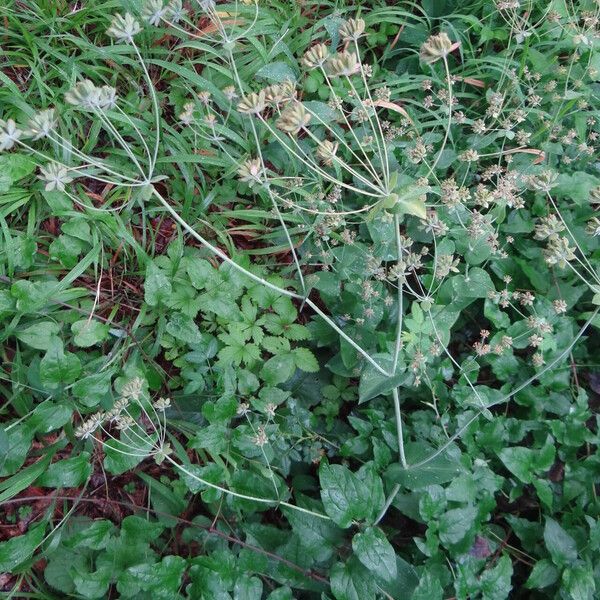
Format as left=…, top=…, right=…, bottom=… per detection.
left=1, top=0, right=600, bottom=598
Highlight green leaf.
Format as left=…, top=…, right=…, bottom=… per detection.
left=234, top=574, right=263, bottom=599
left=166, top=312, right=203, bottom=345
left=359, top=357, right=406, bottom=403
left=124, top=555, right=187, bottom=594
left=71, top=319, right=109, bottom=347
left=30, top=401, right=72, bottom=433
left=526, top=559, right=559, bottom=589
left=452, top=267, right=494, bottom=300
left=562, top=565, right=596, bottom=600
left=319, top=463, right=373, bottom=528
left=0, top=154, right=36, bottom=192
left=261, top=353, right=296, bottom=384
left=480, top=555, right=513, bottom=600
left=39, top=340, right=82, bottom=389
left=386, top=444, right=463, bottom=490
left=255, top=61, right=297, bottom=83
left=104, top=436, right=153, bottom=475
left=498, top=447, right=536, bottom=483
left=37, top=452, right=92, bottom=488
left=0, top=523, right=45, bottom=572
left=352, top=527, right=397, bottom=582
left=544, top=518, right=578, bottom=567
left=144, top=262, right=172, bottom=306
left=330, top=558, right=377, bottom=600
left=412, top=571, right=444, bottom=600
left=293, top=347, right=319, bottom=372
left=15, top=321, right=60, bottom=350
left=438, top=506, right=478, bottom=546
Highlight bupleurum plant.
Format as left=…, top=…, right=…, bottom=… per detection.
left=2, top=1, right=600, bottom=598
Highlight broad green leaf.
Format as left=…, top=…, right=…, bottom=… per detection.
left=359, top=357, right=407, bottom=403
left=167, top=312, right=203, bottom=345
left=39, top=341, right=82, bottom=389
left=438, top=506, right=478, bottom=546
left=319, top=463, right=373, bottom=528
left=71, top=319, right=109, bottom=347
left=330, top=558, right=377, bottom=600
left=255, top=61, right=297, bottom=83
left=0, top=154, right=36, bottom=192
left=144, top=262, right=172, bottom=306
left=386, top=444, right=463, bottom=490
left=480, top=555, right=513, bottom=600
left=352, top=527, right=397, bottom=582
left=526, top=559, right=559, bottom=589
left=562, top=565, right=596, bottom=600
left=0, top=523, right=45, bottom=572
left=412, top=571, right=444, bottom=600
left=544, top=518, right=577, bottom=567
left=293, top=347, right=319, bottom=372
left=37, top=452, right=92, bottom=488
left=15, top=321, right=60, bottom=350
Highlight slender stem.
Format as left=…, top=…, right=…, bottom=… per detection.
left=166, top=455, right=330, bottom=520
left=426, top=55, right=453, bottom=176
left=392, top=388, right=407, bottom=468
left=256, top=115, right=382, bottom=198
left=132, top=41, right=161, bottom=177
left=354, top=39, right=390, bottom=186
left=374, top=483, right=400, bottom=525
left=392, top=215, right=404, bottom=373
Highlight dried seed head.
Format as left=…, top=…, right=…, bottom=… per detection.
left=197, top=91, right=212, bottom=105
left=302, top=43, right=330, bottom=69
left=339, top=17, right=366, bottom=42
left=65, top=80, right=117, bottom=111
left=276, top=103, right=311, bottom=134
left=153, top=397, right=171, bottom=411
left=544, top=236, right=576, bottom=268
left=420, top=32, right=455, bottom=64
left=121, top=377, right=144, bottom=401
left=115, top=415, right=136, bottom=430
left=141, top=0, right=167, bottom=26
left=327, top=51, right=360, bottom=77
left=26, top=109, right=57, bottom=140
left=178, top=101, right=195, bottom=125
left=38, top=162, right=73, bottom=192
left=106, top=13, right=141, bottom=43
left=590, top=185, right=600, bottom=206
left=237, top=157, right=263, bottom=183
left=237, top=91, right=266, bottom=115
left=222, top=85, right=238, bottom=101
left=316, top=140, right=339, bottom=166
left=166, top=0, right=186, bottom=23
left=263, top=84, right=286, bottom=107
left=528, top=170, right=558, bottom=193
left=0, top=119, right=23, bottom=152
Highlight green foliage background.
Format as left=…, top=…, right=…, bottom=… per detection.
left=1, top=0, right=600, bottom=599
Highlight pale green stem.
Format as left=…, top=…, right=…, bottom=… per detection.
left=392, top=215, right=404, bottom=374
left=392, top=387, right=408, bottom=468
left=256, top=114, right=382, bottom=198
left=299, top=123, right=384, bottom=194
left=166, top=455, right=330, bottom=520
left=426, top=55, right=453, bottom=176
left=94, top=108, right=147, bottom=178
left=132, top=41, right=161, bottom=177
